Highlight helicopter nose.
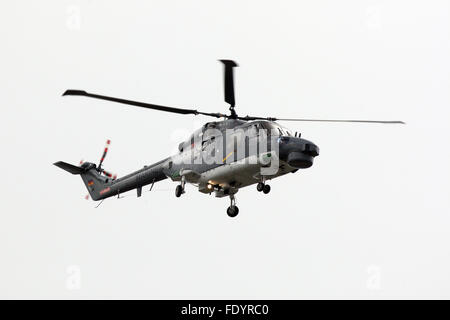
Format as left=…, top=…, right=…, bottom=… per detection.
left=278, top=137, right=319, bottom=169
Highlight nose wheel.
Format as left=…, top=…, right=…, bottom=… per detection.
left=227, top=205, right=239, bottom=217
left=227, top=194, right=239, bottom=218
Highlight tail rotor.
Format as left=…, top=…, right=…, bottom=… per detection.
left=96, top=139, right=117, bottom=181
left=98, top=139, right=110, bottom=171
left=55, top=139, right=118, bottom=202
left=101, top=169, right=117, bottom=180
left=81, top=140, right=117, bottom=200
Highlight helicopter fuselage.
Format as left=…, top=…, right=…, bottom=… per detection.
left=55, top=60, right=402, bottom=217
left=89, top=119, right=319, bottom=200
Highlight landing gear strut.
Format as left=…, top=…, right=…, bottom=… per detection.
left=227, top=194, right=239, bottom=218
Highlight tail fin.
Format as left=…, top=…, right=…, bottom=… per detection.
left=54, top=161, right=109, bottom=201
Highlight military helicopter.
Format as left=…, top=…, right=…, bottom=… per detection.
left=54, top=60, right=404, bottom=217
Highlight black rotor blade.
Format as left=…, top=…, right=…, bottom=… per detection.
left=237, top=115, right=405, bottom=124
left=219, top=60, right=238, bottom=108
left=274, top=118, right=405, bottom=124
left=62, top=90, right=226, bottom=118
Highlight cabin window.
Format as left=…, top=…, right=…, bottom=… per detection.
left=202, top=136, right=215, bottom=150
left=247, top=124, right=258, bottom=137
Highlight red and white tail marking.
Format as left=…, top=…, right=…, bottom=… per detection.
left=99, top=139, right=111, bottom=168
left=102, top=169, right=118, bottom=180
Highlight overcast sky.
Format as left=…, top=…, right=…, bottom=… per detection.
left=1, top=0, right=449, bottom=299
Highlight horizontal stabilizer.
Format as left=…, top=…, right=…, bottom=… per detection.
left=54, top=161, right=85, bottom=174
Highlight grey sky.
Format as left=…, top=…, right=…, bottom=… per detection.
left=1, top=0, right=449, bottom=298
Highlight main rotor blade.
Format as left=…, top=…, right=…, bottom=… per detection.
left=274, top=118, right=405, bottom=124
left=237, top=115, right=405, bottom=124
left=62, top=90, right=225, bottom=118
left=219, top=60, right=238, bottom=108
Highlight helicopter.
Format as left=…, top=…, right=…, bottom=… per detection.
left=54, top=60, right=404, bottom=217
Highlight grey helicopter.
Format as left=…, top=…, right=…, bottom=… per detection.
left=54, top=60, right=404, bottom=217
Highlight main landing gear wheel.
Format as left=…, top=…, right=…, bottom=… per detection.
left=257, top=181, right=271, bottom=194
left=227, top=205, right=239, bottom=218
left=175, top=185, right=183, bottom=197
left=256, top=182, right=264, bottom=192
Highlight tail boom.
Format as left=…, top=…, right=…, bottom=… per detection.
left=54, top=159, right=168, bottom=201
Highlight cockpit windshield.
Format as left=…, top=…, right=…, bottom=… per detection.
left=260, top=121, right=293, bottom=136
